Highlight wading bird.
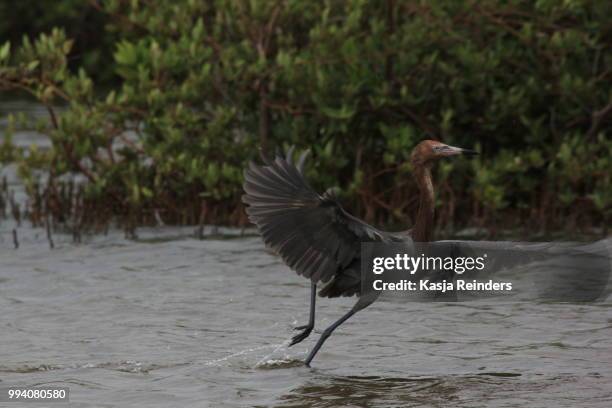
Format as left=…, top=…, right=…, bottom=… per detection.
left=242, top=140, right=478, bottom=366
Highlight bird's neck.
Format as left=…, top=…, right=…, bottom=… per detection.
left=412, top=164, right=435, bottom=242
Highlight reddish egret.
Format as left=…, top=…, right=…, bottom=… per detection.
left=242, top=140, right=478, bottom=366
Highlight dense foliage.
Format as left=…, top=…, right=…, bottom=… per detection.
left=0, top=0, right=115, bottom=83
left=0, top=0, right=610, bottom=237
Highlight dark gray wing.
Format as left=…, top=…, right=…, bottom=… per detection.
left=242, top=148, right=400, bottom=284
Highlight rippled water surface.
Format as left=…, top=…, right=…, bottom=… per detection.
left=0, top=225, right=611, bottom=408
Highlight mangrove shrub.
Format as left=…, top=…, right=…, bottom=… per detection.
left=0, top=0, right=610, bottom=237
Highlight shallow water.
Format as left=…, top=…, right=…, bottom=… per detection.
left=0, top=224, right=611, bottom=408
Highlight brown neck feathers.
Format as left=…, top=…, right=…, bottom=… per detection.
left=412, top=164, right=435, bottom=242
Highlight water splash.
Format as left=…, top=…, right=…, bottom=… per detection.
left=255, top=358, right=304, bottom=369
left=254, top=339, right=291, bottom=368
left=204, top=344, right=283, bottom=367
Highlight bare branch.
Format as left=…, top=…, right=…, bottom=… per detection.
left=586, top=100, right=612, bottom=139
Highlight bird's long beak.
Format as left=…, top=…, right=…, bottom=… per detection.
left=459, top=147, right=479, bottom=156
left=445, top=145, right=479, bottom=156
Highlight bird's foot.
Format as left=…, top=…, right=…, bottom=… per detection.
left=289, top=324, right=313, bottom=347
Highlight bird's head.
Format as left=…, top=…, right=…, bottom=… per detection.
left=410, top=139, right=478, bottom=166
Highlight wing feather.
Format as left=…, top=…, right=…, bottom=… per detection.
left=243, top=147, right=401, bottom=288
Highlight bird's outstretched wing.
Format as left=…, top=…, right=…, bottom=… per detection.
left=243, top=148, right=400, bottom=285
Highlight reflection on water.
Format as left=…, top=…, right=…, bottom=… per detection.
left=278, top=374, right=448, bottom=407
left=275, top=372, right=612, bottom=408
left=0, top=223, right=611, bottom=407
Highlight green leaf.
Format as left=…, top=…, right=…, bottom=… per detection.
left=26, top=60, right=39, bottom=71
left=320, top=104, right=356, bottom=120
left=0, top=41, right=10, bottom=61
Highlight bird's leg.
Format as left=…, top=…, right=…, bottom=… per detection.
left=295, top=282, right=316, bottom=330
left=304, top=307, right=357, bottom=367
left=289, top=282, right=316, bottom=346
